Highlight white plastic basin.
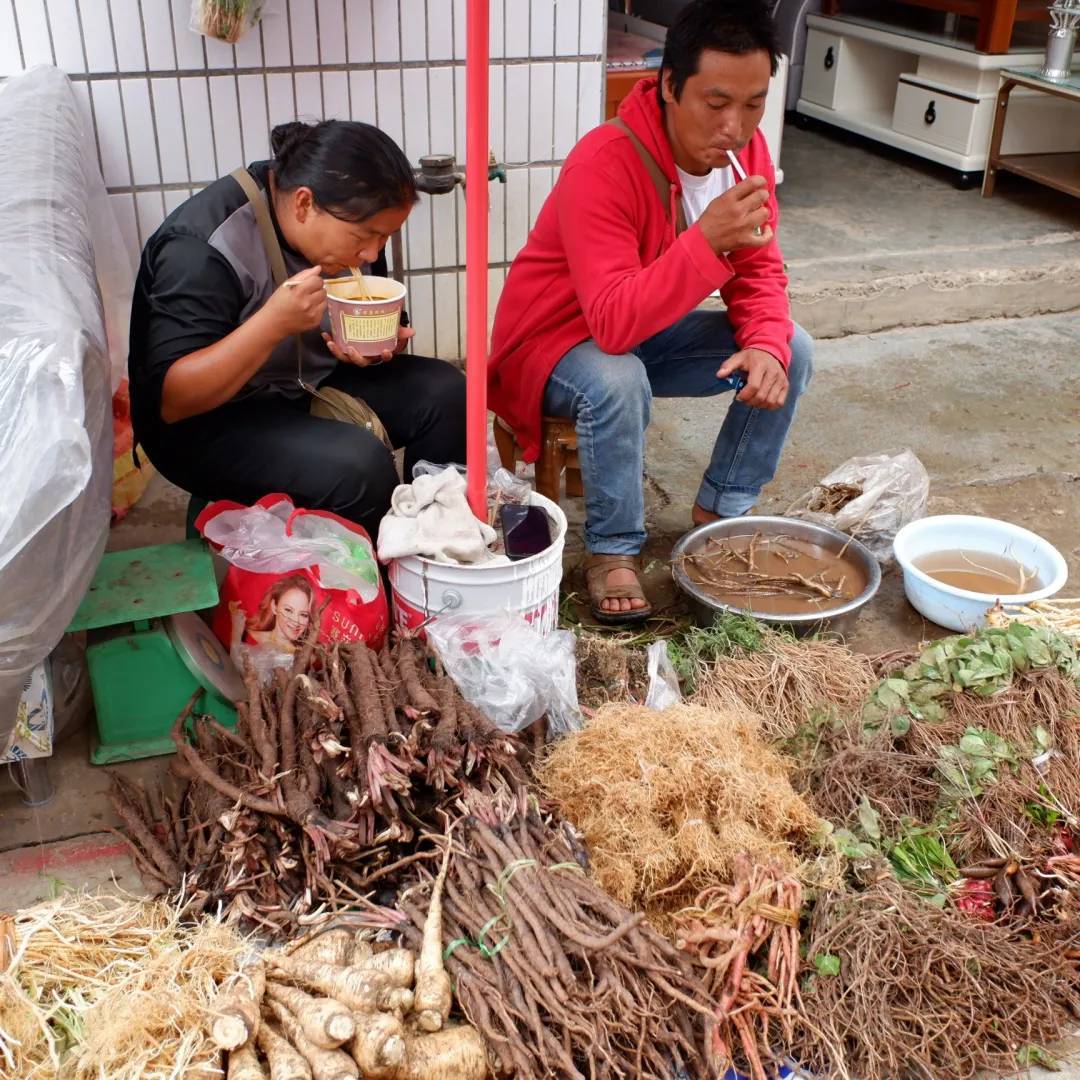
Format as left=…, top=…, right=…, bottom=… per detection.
left=893, top=515, right=1068, bottom=632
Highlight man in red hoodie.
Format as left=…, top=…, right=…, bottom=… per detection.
left=489, top=0, right=812, bottom=624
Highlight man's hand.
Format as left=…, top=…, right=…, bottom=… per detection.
left=718, top=348, right=788, bottom=410
left=323, top=325, right=415, bottom=366
left=697, top=177, right=772, bottom=255
left=261, top=265, right=327, bottom=337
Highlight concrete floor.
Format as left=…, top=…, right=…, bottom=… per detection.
left=781, top=123, right=1080, bottom=339
left=2, top=119, right=1080, bottom=1074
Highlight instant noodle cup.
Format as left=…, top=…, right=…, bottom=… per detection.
left=324, top=275, right=406, bottom=356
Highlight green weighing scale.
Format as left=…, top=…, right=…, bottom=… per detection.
left=68, top=540, right=244, bottom=764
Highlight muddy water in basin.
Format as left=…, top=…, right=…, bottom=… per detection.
left=913, top=550, right=1040, bottom=595
left=679, top=531, right=869, bottom=616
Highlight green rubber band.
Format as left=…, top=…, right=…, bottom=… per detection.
left=479, top=932, right=510, bottom=959
left=443, top=937, right=472, bottom=962
left=548, top=861, right=586, bottom=875
left=491, top=858, right=537, bottom=904
left=475, top=914, right=511, bottom=959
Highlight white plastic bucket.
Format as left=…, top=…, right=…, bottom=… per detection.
left=388, top=492, right=567, bottom=635
left=893, top=514, right=1068, bottom=632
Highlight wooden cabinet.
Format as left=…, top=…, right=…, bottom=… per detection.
left=820, top=0, right=1048, bottom=55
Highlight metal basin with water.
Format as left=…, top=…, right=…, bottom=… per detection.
left=671, top=516, right=881, bottom=638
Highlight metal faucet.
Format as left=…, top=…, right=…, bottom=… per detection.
left=414, top=152, right=507, bottom=195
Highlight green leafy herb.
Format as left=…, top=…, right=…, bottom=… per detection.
left=813, top=953, right=841, bottom=977
left=666, top=613, right=764, bottom=691
left=1016, top=1045, right=1060, bottom=1071
left=937, top=727, right=1019, bottom=797
left=863, top=623, right=1080, bottom=737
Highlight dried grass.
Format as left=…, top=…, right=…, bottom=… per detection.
left=692, top=630, right=876, bottom=739
left=0, top=891, right=246, bottom=1080
left=537, top=704, right=821, bottom=927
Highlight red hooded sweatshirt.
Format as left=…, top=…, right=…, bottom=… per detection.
left=488, top=77, right=793, bottom=464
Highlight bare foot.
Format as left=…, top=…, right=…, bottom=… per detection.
left=600, top=566, right=648, bottom=614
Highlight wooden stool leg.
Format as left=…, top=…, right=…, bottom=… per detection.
left=564, top=450, right=583, bottom=498
left=493, top=422, right=516, bottom=471
left=535, top=438, right=564, bottom=503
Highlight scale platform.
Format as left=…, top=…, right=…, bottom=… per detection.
left=69, top=541, right=241, bottom=764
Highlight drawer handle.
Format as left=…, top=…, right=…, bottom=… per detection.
left=824, top=46, right=835, bottom=70
left=924, top=100, right=936, bottom=125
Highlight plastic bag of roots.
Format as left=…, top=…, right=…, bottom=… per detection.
left=427, top=612, right=582, bottom=736
left=785, top=448, right=929, bottom=563
left=190, top=0, right=269, bottom=43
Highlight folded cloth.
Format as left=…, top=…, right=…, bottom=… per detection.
left=377, top=467, right=501, bottom=564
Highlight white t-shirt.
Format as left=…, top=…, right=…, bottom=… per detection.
left=676, top=164, right=735, bottom=226
left=678, top=165, right=735, bottom=295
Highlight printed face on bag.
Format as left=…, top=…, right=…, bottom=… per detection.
left=246, top=575, right=314, bottom=652
left=274, top=588, right=312, bottom=641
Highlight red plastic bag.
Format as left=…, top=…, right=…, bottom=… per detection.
left=196, top=495, right=388, bottom=673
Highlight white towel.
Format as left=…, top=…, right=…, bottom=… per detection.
left=377, top=467, right=503, bottom=565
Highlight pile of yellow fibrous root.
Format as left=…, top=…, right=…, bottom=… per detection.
left=538, top=703, right=822, bottom=926
left=0, top=892, right=244, bottom=1079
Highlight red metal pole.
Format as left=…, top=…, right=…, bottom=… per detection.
left=464, top=0, right=490, bottom=519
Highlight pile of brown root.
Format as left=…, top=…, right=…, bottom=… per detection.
left=113, top=629, right=524, bottom=935
left=793, top=880, right=1080, bottom=1080
left=397, top=792, right=715, bottom=1079
left=537, top=704, right=820, bottom=925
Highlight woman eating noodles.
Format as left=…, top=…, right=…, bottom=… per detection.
left=129, top=119, right=465, bottom=538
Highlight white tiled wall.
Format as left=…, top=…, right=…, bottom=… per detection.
left=1, top=0, right=607, bottom=358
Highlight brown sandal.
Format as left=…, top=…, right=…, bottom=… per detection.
left=584, top=554, right=653, bottom=626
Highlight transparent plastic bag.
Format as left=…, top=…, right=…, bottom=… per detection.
left=644, top=640, right=683, bottom=710
left=427, top=612, right=582, bottom=736
left=490, top=467, right=531, bottom=506
left=785, top=449, right=929, bottom=563
left=412, top=459, right=465, bottom=480
left=0, top=69, right=114, bottom=742
left=202, top=496, right=380, bottom=601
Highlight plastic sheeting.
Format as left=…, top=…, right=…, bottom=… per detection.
left=0, top=67, right=122, bottom=740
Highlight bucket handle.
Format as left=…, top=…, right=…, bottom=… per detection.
left=414, top=589, right=463, bottom=632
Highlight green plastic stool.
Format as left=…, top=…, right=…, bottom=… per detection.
left=68, top=540, right=240, bottom=764
left=185, top=495, right=210, bottom=540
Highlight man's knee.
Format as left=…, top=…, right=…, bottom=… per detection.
left=587, top=356, right=652, bottom=426
left=787, top=324, right=814, bottom=395
left=319, top=430, right=399, bottom=528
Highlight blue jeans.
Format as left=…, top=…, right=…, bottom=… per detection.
left=543, top=309, right=814, bottom=555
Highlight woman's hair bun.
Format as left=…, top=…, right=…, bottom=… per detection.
left=270, top=121, right=314, bottom=161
